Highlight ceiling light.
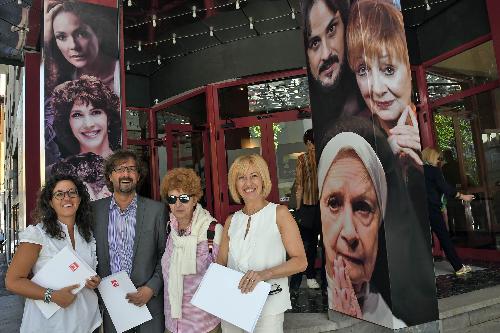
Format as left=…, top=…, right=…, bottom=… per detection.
left=157, top=55, right=161, bottom=65
left=172, top=33, right=176, bottom=44
left=249, top=17, right=253, bottom=30
left=126, top=61, right=130, bottom=70
left=209, top=26, right=214, bottom=37
left=137, top=41, right=142, bottom=51
left=17, top=0, right=22, bottom=5
left=192, top=6, right=197, bottom=18
left=425, top=0, right=431, bottom=11
left=235, top=0, right=240, bottom=10
left=152, top=14, right=157, bottom=27
left=291, top=8, right=295, bottom=20
left=127, top=0, right=132, bottom=7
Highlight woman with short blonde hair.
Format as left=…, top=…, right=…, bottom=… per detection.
left=218, top=154, right=307, bottom=333
left=160, top=168, right=222, bottom=333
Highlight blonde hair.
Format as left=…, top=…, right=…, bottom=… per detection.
left=160, top=168, right=203, bottom=201
left=228, top=154, right=272, bottom=204
left=347, top=0, right=410, bottom=73
left=422, top=147, right=441, bottom=166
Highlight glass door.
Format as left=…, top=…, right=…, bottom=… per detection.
left=162, top=123, right=213, bottom=214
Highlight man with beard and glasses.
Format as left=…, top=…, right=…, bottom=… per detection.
left=301, top=0, right=366, bottom=154
left=92, top=149, right=167, bottom=333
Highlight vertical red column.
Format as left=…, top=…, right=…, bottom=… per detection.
left=206, top=85, right=222, bottom=222
left=24, top=52, right=41, bottom=225
left=486, top=0, right=500, bottom=79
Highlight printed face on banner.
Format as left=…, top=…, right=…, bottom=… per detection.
left=53, top=11, right=99, bottom=69
left=321, top=154, right=380, bottom=288
left=306, top=0, right=345, bottom=89
left=43, top=0, right=121, bottom=201
left=353, top=51, right=412, bottom=125
left=69, top=101, right=110, bottom=154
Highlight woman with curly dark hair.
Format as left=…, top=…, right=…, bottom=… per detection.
left=44, top=0, right=119, bottom=94
left=52, top=75, right=121, bottom=159
left=5, top=174, right=102, bottom=333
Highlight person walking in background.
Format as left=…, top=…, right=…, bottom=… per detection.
left=290, top=129, right=322, bottom=291
left=5, top=174, right=101, bottom=333
left=217, top=154, right=307, bottom=333
left=0, top=228, right=5, bottom=253
left=92, top=149, right=167, bottom=333
left=160, top=168, right=223, bottom=333
left=422, top=147, right=474, bottom=276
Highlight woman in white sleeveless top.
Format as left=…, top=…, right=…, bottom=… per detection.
left=217, top=154, right=307, bottom=333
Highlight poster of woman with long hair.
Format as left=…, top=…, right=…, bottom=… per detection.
left=43, top=0, right=121, bottom=200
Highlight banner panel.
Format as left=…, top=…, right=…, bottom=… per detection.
left=43, top=0, right=121, bottom=200
left=301, top=0, right=438, bottom=328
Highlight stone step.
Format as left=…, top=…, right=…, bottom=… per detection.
left=283, top=285, right=500, bottom=332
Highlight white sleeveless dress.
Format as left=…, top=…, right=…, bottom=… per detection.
left=222, top=203, right=291, bottom=332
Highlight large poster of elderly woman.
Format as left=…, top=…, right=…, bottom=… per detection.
left=43, top=0, right=121, bottom=200
left=301, top=0, right=438, bottom=329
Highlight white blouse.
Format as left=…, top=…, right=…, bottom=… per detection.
left=19, top=222, right=102, bottom=333
left=227, top=202, right=291, bottom=316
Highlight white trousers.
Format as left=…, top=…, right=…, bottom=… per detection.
left=221, top=313, right=284, bottom=333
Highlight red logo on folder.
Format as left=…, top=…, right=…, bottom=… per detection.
left=69, top=262, right=79, bottom=272
left=111, top=279, right=119, bottom=287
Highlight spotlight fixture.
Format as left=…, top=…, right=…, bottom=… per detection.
left=192, top=6, right=197, bottom=18
left=425, top=0, right=431, bottom=11
left=17, top=0, right=22, bottom=5
left=157, top=55, right=161, bottom=65
left=235, top=0, right=240, bottom=10
left=126, top=61, right=130, bottom=70
left=291, top=8, right=295, bottom=20
left=152, top=15, right=157, bottom=27
left=249, top=17, right=253, bottom=30
left=137, top=40, right=142, bottom=51
left=127, top=0, right=132, bottom=7
left=172, top=33, right=176, bottom=44
left=209, top=26, right=214, bottom=37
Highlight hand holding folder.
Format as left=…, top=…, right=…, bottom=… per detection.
left=31, top=246, right=97, bottom=318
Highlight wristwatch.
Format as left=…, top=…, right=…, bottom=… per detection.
left=44, top=288, right=53, bottom=304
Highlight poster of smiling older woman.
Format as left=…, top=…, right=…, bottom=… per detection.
left=43, top=0, right=121, bottom=201
left=301, top=0, right=439, bottom=329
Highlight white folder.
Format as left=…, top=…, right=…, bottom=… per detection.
left=31, top=246, right=97, bottom=319
left=97, top=271, right=153, bottom=333
left=190, top=263, right=271, bottom=333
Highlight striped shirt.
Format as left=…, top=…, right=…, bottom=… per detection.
left=108, top=195, right=137, bottom=275
left=295, top=149, right=319, bottom=205
left=162, top=216, right=220, bottom=333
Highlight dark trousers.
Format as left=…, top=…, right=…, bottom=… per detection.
left=290, top=204, right=321, bottom=290
left=429, top=208, right=463, bottom=272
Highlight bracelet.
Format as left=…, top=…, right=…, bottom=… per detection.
left=43, top=288, right=53, bottom=304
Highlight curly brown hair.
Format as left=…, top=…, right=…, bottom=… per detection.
left=32, top=174, right=93, bottom=242
left=104, top=149, right=147, bottom=192
left=160, top=168, right=203, bottom=202
left=51, top=75, right=121, bottom=158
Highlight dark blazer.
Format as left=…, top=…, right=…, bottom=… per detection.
left=92, top=195, right=167, bottom=333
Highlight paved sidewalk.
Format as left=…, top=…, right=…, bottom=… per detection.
left=2, top=254, right=500, bottom=333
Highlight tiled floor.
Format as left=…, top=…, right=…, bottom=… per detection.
left=288, top=258, right=500, bottom=313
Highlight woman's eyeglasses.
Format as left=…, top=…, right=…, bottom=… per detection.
left=166, top=194, right=193, bottom=204
left=52, top=189, right=79, bottom=200
left=268, top=284, right=282, bottom=295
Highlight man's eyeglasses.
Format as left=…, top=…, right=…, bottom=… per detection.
left=166, top=194, right=193, bottom=204
left=268, top=284, right=282, bottom=295
left=52, top=189, right=79, bottom=200
left=113, top=165, right=138, bottom=173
